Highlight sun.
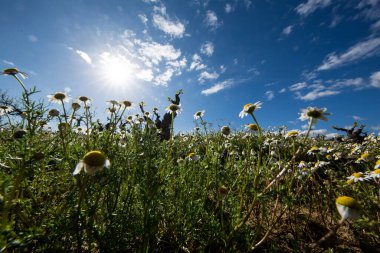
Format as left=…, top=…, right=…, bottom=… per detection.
left=99, top=52, right=137, bottom=87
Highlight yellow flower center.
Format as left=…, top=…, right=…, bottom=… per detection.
left=287, top=130, right=299, bottom=137
left=352, top=172, right=362, bottom=178
left=83, top=151, right=107, bottom=167
left=243, top=103, right=255, bottom=113
left=247, top=124, right=258, bottom=131
left=53, top=92, right=67, bottom=100
left=373, top=169, right=380, bottom=174
left=375, top=159, right=380, bottom=166
left=187, top=152, right=196, bottom=158
left=336, top=196, right=358, bottom=208
left=168, top=104, right=180, bottom=111
left=360, top=153, right=369, bottom=159
left=122, top=100, right=132, bottom=107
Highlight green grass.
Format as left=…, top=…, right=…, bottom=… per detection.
left=0, top=69, right=379, bottom=252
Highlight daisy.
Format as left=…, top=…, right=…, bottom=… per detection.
left=246, top=123, right=259, bottom=131
left=71, top=102, right=81, bottom=111
left=187, top=152, right=200, bottom=162
left=347, top=172, right=367, bottom=184
left=1, top=68, right=28, bottom=79
left=286, top=130, right=299, bottom=138
left=165, top=104, right=182, bottom=114
left=335, top=196, right=360, bottom=221
left=356, top=153, right=372, bottom=163
left=221, top=126, right=231, bottom=136
left=120, top=100, right=133, bottom=109
left=375, top=159, right=380, bottom=169
left=78, top=96, right=91, bottom=104
left=369, top=169, right=380, bottom=179
left=0, top=105, right=12, bottom=116
left=194, top=110, right=205, bottom=120
left=47, top=92, right=70, bottom=104
left=73, top=150, right=110, bottom=176
left=239, top=101, right=262, bottom=118
left=48, top=109, right=60, bottom=117
left=307, top=146, right=320, bottom=155
left=299, top=107, right=330, bottom=124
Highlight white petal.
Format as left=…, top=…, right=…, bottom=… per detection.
left=73, top=162, right=84, bottom=175
left=104, top=159, right=111, bottom=169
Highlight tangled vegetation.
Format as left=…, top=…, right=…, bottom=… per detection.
left=0, top=68, right=379, bottom=252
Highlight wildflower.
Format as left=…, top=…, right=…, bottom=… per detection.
left=356, top=153, right=372, bottom=163
left=166, top=104, right=181, bottom=114
left=47, top=92, right=70, bottom=104
left=335, top=196, right=360, bottom=221
left=239, top=101, right=262, bottom=118
left=73, top=151, right=110, bottom=175
left=369, top=169, right=380, bottom=179
left=0, top=105, right=12, bottom=115
left=221, top=126, right=231, bottom=136
left=375, top=159, right=380, bottom=169
left=71, top=102, right=81, bottom=111
left=121, top=100, right=133, bottom=109
left=107, top=100, right=120, bottom=107
left=307, top=146, right=320, bottom=155
left=187, top=152, right=200, bottom=162
left=286, top=130, right=299, bottom=138
left=299, top=107, right=330, bottom=124
left=246, top=123, right=259, bottom=131
left=194, top=110, right=205, bottom=120
left=346, top=172, right=367, bottom=184
left=219, top=185, right=229, bottom=195
left=313, top=161, right=330, bottom=169
left=48, top=109, right=60, bottom=117
left=1, top=68, right=28, bottom=79
left=177, top=158, right=185, bottom=166
left=298, top=161, right=309, bottom=168
left=78, top=96, right=91, bottom=103
left=13, top=129, right=27, bottom=139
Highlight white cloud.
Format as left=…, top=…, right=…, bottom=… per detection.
left=136, top=69, right=154, bottom=82
left=296, top=89, right=340, bottom=101
left=205, top=10, right=221, bottom=30
left=282, top=25, right=293, bottom=36
left=357, top=0, right=380, bottom=20
left=75, top=50, right=92, bottom=65
left=279, top=88, right=286, bottom=93
left=138, top=14, right=148, bottom=25
left=318, top=37, right=380, bottom=71
left=220, top=65, right=227, bottom=73
left=265, top=90, right=274, bottom=101
left=198, top=71, right=219, bottom=82
left=289, top=82, right=308, bottom=91
left=138, top=41, right=181, bottom=65
left=244, top=0, right=252, bottom=9
left=201, top=79, right=232, bottom=95
left=225, top=3, right=234, bottom=13
left=154, top=68, right=174, bottom=86
left=152, top=6, right=185, bottom=38
left=28, top=34, right=38, bottom=43
left=2, top=60, right=14, bottom=66
left=371, top=19, right=380, bottom=31
left=353, top=115, right=366, bottom=121
left=200, top=41, right=214, bottom=56
left=295, top=0, right=331, bottom=17
left=248, top=68, right=260, bottom=76
left=189, top=54, right=206, bottom=71
left=371, top=125, right=380, bottom=131
left=300, top=129, right=328, bottom=137
left=370, top=70, right=380, bottom=88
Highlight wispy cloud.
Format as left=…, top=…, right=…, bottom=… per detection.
left=282, top=25, right=293, bottom=36
left=138, top=14, right=148, bottom=25
left=225, top=3, right=234, bottom=13
left=201, top=79, right=233, bottom=95
left=189, top=54, right=206, bottom=71
left=317, top=37, right=380, bottom=71
left=2, top=60, right=14, bottom=66
left=75, top=50, right=92, bottom=65
left=295, top=0, right=331, bottom=17
left=353, top=115, right=366, bottom=121
left=200, top=41, right=214, bottom=56
left=244, top=0, right=252, bottom=9
left=198, top=70, right=219, bottom=82
left=357, top=0, right=380, bottom=20
left=370, top=70, right=380, bottom=88
left=152, top=5, right=185, bottom=38
left=265, top=90, right=274, bottom=101
left=291, top=77, right=367, bottom=101
left=205, top=10, right=221, bottom=30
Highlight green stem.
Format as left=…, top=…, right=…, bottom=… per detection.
left=303, top=118, right=313, bottom=143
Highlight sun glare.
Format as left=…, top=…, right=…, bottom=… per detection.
left=99, top=52, right=137, bottom=87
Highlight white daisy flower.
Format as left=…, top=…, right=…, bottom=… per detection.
left=73, top=151, right=110, bottom=176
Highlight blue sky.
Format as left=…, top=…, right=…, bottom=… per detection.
left=1, top=0, right=380, bottom=135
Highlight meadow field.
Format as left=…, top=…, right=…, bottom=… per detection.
left=1, top=68, right=379, bottom=252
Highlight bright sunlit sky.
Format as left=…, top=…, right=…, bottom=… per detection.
left=1, top=0, right=380, bottom=134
